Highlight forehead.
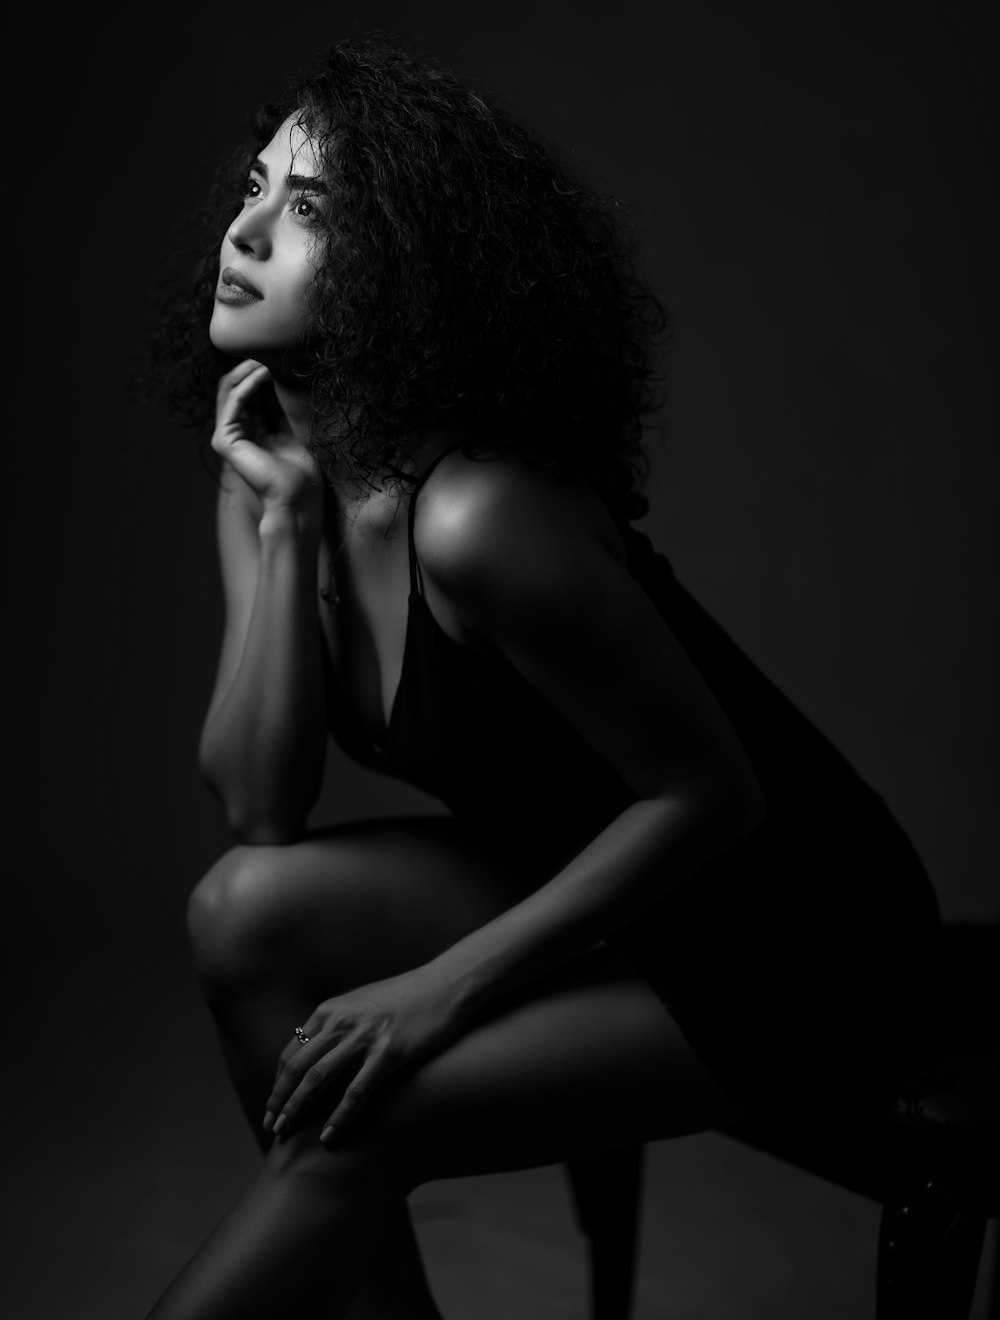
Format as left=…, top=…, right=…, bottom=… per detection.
left=258, top=114, right=322, bottom=176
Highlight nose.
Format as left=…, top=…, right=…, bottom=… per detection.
left=225, top=201, right=273, bottom=259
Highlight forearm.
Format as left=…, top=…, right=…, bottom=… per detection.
left=199, top=509, right=327, bottom=842
left=430, top=787, right=765, bottom=1024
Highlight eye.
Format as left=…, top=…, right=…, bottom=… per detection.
left=292, top=196, right=321, bottom=222
left=243, top=175, right=263, bottom=199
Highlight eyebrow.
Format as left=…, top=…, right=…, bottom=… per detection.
left=249, top=158, right=329, bottom=193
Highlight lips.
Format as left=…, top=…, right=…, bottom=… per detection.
left=221, top=267, right=263, bottom=299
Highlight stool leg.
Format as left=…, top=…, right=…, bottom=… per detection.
left=877, top=1177, right=988, bottom=1320
left=565, top=1145, right=644, bottom=1320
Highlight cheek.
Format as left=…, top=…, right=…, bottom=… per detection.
left=281, top=272, right=319, bottom=332
left=276, top=250, right=316, bottom=302
left=277, top=285, right=313, bottom=335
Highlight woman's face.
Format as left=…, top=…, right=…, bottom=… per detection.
left=209, top=116, right=328, bottom=362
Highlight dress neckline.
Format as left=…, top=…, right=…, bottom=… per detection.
left=321, top=441, right=477, bottom=756
left=322, top=587, right=505, bottom=758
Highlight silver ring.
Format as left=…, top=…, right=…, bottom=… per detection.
left=294, top=1026, right=310, bottom=1044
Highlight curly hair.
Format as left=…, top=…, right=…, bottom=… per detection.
left=150, top=31, right=671, bottom=520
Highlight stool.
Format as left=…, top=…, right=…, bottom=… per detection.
left=565, top=1144, right=645, bottom=1320
left=563, top=922, right=999, bottom=1320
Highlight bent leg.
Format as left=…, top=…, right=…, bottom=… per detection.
left=186, top=816, right=541, bottom=1125
left=147, top=939, right=745, bottom=1319
left=180, top=816, right=549, bottom=1319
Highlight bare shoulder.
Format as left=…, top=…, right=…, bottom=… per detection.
left=412, top=449, right=629, bottom=605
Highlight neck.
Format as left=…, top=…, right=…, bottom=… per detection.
left=269, top=373, right=314, bottom=448
left=268, top=370, right=366, bottom=502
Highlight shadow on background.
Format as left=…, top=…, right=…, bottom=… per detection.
left=8, top=1, right=997, bottom=1316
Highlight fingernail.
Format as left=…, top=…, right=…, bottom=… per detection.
left=320, top=1127, right=334, bottom=1144
left=273, top=1115, right=287, bottom=1136
left=262, top=1112, right=274, bottom=1133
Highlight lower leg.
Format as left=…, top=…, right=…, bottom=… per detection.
left=207, top=982, right=442, bottom=1320
left=145, top=1127, right=399, bottom=1320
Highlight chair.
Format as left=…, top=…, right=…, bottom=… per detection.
left=563, top=922, right=999, bottom=1320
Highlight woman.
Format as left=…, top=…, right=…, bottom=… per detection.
left=147, top=34, right=943, bottom=1319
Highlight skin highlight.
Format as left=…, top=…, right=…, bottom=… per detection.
left=209, top=119, right=325, bottom=371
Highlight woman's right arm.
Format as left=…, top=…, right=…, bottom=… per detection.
left=197, top=361, right=328, bottom=845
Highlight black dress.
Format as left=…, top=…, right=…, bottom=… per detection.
left=321, top=448, right=944, bottom=1127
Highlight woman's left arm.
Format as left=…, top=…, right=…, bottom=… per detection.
left=415, top=466, right=767, bottom=1017
left=266, top=464, right=766, bottom=1141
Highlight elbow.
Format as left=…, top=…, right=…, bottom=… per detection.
left=198, top=745, right=312, bottom=847
left=659, top=768, right=766, bottom=857
left=225, top=799, right=308, bottom=846
left=648, top=761, right=767, bottom=836
left=201, top=773, right=308, bottom=847
left=230, top=816, right=306, bottom=847
left=197, top=733, right=225, bottom=799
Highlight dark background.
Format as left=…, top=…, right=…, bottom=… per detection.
left=8, top=2, right=997, bottom=1317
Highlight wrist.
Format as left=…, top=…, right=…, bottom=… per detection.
left=424, top=948, right=493, bottom=1027
left=258, top=498, right=322, bottom=544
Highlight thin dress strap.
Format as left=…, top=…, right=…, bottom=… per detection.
left=406, top=442, right=467, bottom=596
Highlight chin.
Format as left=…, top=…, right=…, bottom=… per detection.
left=209, top=312, right=303, bottom=365
left=209, top=326, right=269, bottom=359
left=209, top=312, right=252, bottom=355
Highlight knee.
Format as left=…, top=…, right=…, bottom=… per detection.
left=266, top=1122, right=406, bottom=1199
left=187, top=844, right=298, bottom=997
left=265, top=1095, right=418, bottom=1200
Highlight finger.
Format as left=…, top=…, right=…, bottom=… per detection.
left=265, top=1013, right=346, bottom=1126
left=264, top=1034, right=326, bottom=1125
left=225, top=358, right=266, bottom=387
left=276, top=1037, right=304, bottom=1071
left=214, top=363, right=270, bottom=432
left=221, top=363, right=270, bottom=418
left=320, top=1045, right=393, bottom=1145
left=215, top=358, right=266, bottom=403
left=273, top=1011, right=328, bottom=1080
left=272, top=1038, right=361, bottom=1135
left=211, top=370, right=273, bottom=458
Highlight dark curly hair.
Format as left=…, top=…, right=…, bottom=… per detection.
left=150, top=31, right=671, bottom=520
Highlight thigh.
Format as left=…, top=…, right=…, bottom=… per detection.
left=279, top=944, right=749, bottom=1190
left=188, top=815, right=547, bottom=999
left=196, top=818, right=748, bottom=1181
left=609, top=805, right=944, bottom=1124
